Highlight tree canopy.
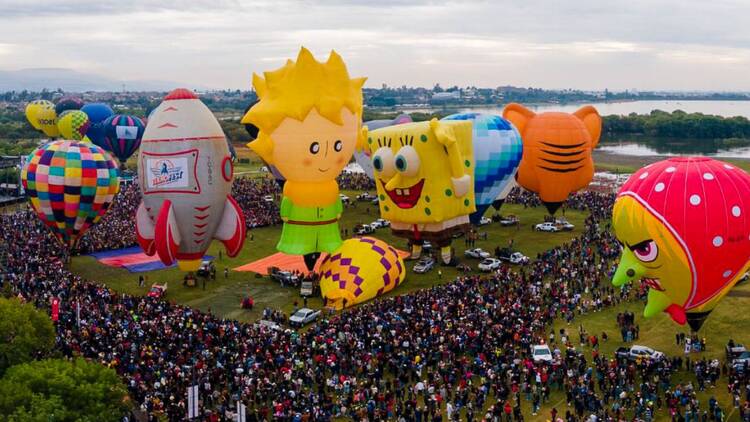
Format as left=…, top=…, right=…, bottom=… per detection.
left=0, top=297, right=55, bottom=375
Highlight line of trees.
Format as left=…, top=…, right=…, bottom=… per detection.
left=603, top=110, right=750, bottom=140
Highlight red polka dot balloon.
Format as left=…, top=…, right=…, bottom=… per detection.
left=612, top=157, right=750, bottom=330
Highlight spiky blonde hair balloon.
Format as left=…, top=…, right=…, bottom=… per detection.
left=241, top=47, right=366, bottom=164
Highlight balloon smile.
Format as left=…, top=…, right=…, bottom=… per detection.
left=642, top=278, right=665, bottom=292
left=318, top=167, right=329, bottom=173
left=380, top=179, right=424, bottom=209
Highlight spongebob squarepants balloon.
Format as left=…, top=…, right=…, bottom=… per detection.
left=503, top=103, right=601, bottom=215
left=241, top=47, right=366, bottom=271
left=367, top=119, right=475, bottom=264
left=612, top=157, right=750, bottom=330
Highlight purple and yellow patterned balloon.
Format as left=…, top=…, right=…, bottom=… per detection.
left=21, top=140, right=120, bottom=248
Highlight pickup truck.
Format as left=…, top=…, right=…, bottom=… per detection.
left=499, top=215, right=520, bottom=226
left=289, top=308, right=321, bottom=327
left=147, top=283, right=167, bottom=299
left=616, top=345, right=665, bottom=362
left=726, top=342, right=747, bottom=361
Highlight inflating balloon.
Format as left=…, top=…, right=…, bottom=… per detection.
left=57, top=110, right=91, bottom=141
left=100, top=114, right=145, bottom=164
left=241, top=47, right=366, bottom=271
left=136, top=89, right=246, bottom=272
left=21, top=140, right=120, bottom=248
left=80, top=103, right=114, bottom=145
left=54, top=96, right=84, bottom=115
left=442, top=113, right=522, bottom=224
left=367, top=119, right=475, bottom=264
left=503, top=103, right=601, bottom=214
left=611, top=157, right=750, bottom=330
left=319, top=236, right=406, bottom=309
left=357, top=114, right=413, bottom=179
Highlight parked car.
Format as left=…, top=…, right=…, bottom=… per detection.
left=263, top=194, right=274, bottom=203
left=197, top=260, right=214, bottom=277
left=615, top=345, right=665, bottom=362
left=371, top=218, right=390, bottom=228
left=465, top=248, right=491, bottom=259
left=371, top=197, right=380, bottom=205
left=269, top=267, right=300, bottom=285
left=732, top=351, right=750, bottom=372
left=289, top=308, right=321, bottom=327
left=339, top=194, right=350, bottom=204
left=353, top=224, right=375, bottom=235
left=478, top=258, right=503, bottom=272
left=507, top=252, right=530, bottom=265
left=499, top=215, right=520, bottom=226
left=726, top=341, right=747, bottom=361
left=477, top=216, right=492, bottom=226
left=147, top=283, right=167, bottom=299
left=413, top=256, right=436, bottom=274
left=532, top=344, right=553, bottom=363
left=535, top=222, right=559, bottom=232
left=555, top=218, right=575, bottom=231
left=357, top=192, right=377, bottom=201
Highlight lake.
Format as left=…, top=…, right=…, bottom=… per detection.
left=597, top=140, right=750, bottom=159
left=402, top=100, right=750, bottom=118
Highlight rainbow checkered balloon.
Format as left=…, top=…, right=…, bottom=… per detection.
left=21, top=140, right=120, bottom=248
left=319, top=237, right=406, bottom=309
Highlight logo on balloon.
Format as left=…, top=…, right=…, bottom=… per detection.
left=148, top=158, right=186, bottom=188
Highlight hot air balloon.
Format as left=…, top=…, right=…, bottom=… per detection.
left=319, top=236, right=406, bottom=309
left=492, top=179, right=517, bottom=211
left=242, top=100, right=285, bottom=188
left=611, top=157, right=750, bottom=330
left=100, top=114, right=146, bottom=165
left=80, top=103, right=114, bottom=145
left=54, top=96, right=84, bottom=115
left=57, top=110, right=91, bottom=141
left=21, top=140, right=120, bottom=249
left=442, top=113, right=522, bottom=225
left=25, top=100, right=59, bottom=138
left=356, top=114, right=413, bottom=180
left=503, top=103, right=601, bottom=215
left=135, top=89, right=246, bottom=272
left=367, top=119, right=475, bottom=264
left=241, top=47, right=366, bottom=271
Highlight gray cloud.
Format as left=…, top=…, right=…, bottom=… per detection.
left=1, top=0, right=749, bottom=90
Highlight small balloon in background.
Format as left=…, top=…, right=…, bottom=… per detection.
left=54, top=96, right=84, bottom=116
left=100, top=114, right=146, bottom=165
left=57, top=110, right=91, bottom=141
left=80, top=103, right=114, bottom=145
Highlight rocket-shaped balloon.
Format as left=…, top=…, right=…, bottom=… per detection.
left=135, top=89, right=246, bottom=271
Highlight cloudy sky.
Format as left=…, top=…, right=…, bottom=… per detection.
left=1, top=0, right=748, bottom=91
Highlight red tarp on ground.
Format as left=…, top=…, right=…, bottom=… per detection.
left=235, top=249, right=410, bottom=275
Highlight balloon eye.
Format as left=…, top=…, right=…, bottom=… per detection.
left=372, top=147, right=395, bottom=178
left=334, top=140, right=343, bottom=152
left=310, top=142, right=320, bottom=154
left=394, top=146, right=420, bottom=177
left=631, top=240, right=658, bottom=262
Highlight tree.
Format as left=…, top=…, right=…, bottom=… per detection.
left=0, top=358, right=131, bottom=422
left=0, top=297, right=55, bottom=375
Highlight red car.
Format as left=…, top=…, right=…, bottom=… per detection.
left=147, top=283, right=167, bottom=299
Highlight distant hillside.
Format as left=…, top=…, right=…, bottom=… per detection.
left=0, top=68, right=205, bottom=92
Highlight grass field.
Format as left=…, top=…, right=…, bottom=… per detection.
left=70, top=201, right=587, bottom=322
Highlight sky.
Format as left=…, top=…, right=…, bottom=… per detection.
left=1, top=0, right=749, bottom=91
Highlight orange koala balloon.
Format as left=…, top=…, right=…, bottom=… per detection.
left=503, top=103, right=601, bottom=214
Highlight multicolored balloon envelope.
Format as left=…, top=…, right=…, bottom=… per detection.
left=442, top=113, right=522, bottom=224
left=367, top=119, right=475, bottom=264
left=25, top=100, right=59, bottom=138
left=612, top=157, right=750, bottom=330
left=136, top=89, right=246, bottom=272
left=80, top=103, right=114, bottom=145
left=503, top=103, right=601, bottom=214
left=57, top=110, right=91, bottom=141
left=54, top=96, right=84, bottom=115
left=100, top=114, right=146, bottom=164
left=21, top=140, right=120, bottom=248
left=319, top=236, right=406, bottom=309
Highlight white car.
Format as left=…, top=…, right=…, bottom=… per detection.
left=535, top=222, right=559, bottom=232
left=354, top=224, right=375, bottom=235
left=339, top=194, right=350, bottom=204
left=616, top=345, right=665, bottom=362
left=532, top=344, right=553, bottom=363
left=289, top=308, right=321, bottom=327
left=508, top=252, right=529, bottom=265
left=478, top=216, right=492, bottom=226
left=465, top=248, right=491, bottom=259
left=478, top=258, right=502, bottom=272
left=555, top=218, right=575, bottom=231
left=413, top=257, right=436, bottom=274
left=263, top=195, right=274, bottom=203
left=357, top=192, right=377, bottom=201
left=371, top=218, right=390, bottom=229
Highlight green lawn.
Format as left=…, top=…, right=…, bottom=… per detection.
left=71, top=201, right=587, bottom=321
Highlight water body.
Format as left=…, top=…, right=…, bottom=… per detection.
left=598, top=141, right=750, bottom=159
left=402, top=100, right=750, bottom=118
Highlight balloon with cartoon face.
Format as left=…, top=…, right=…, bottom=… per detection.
left=612, top=157, right=750, bottom=330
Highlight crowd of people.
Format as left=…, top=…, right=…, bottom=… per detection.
left=1, top=179, right=749, bottom=421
